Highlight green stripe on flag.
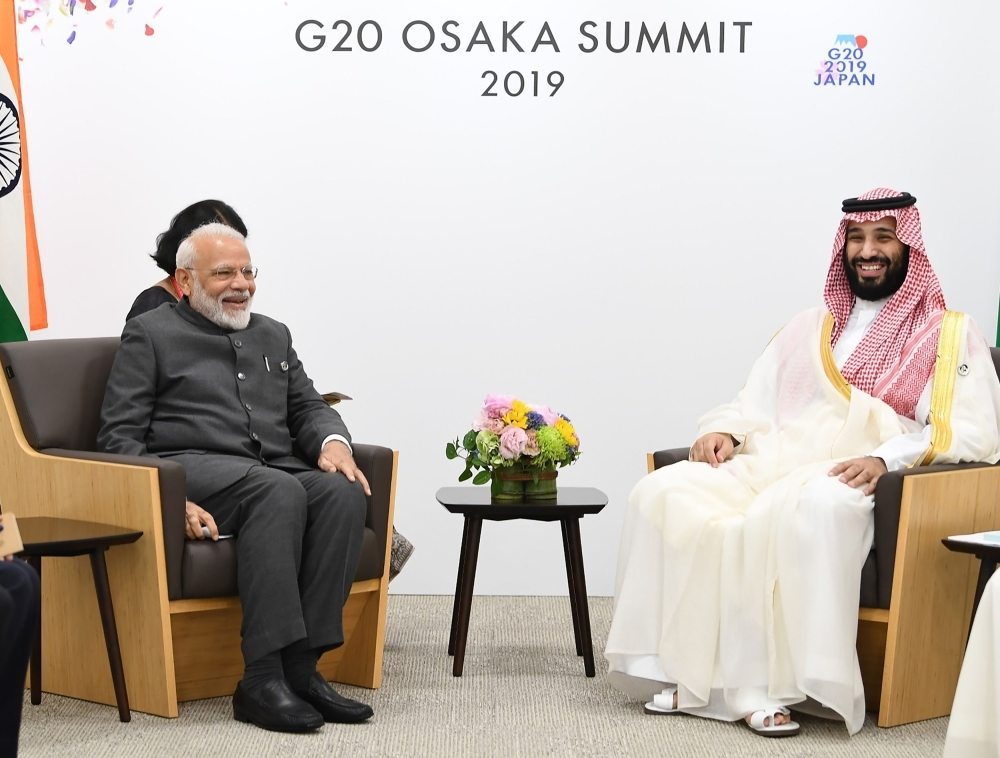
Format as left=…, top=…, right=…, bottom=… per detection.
left=0, top=283, right=27, bottom=342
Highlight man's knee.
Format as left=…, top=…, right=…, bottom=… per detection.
left=245, top=469, right=310, bottom=522
left=0, top=561, right=39, bottom=636
left=0, top=560, right=39, bottom=605
left=312, top=473, right=368, bottom=524
left=800, top=474, right=873, bottom=515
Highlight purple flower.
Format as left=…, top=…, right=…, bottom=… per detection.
left=526, top=411, right=545, bottom=430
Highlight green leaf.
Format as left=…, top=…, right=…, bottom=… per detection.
left=473, top=470, right=492, bottom=486
left=462, top=430, right=478, bottom=451
left=458, top=469, right=473, bottom=482
left=446, top=442, right=458, bottom=460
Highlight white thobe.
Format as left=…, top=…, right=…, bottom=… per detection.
left=605, top=307, right=1000, bottom=735
left=945, top=570, right=1000, bottom=757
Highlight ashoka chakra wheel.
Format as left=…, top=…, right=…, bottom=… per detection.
left=0, top=93, right=22, bottom=199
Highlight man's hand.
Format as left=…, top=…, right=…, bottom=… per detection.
left=185, top=501, right=219, bottom=541
left=0, top=514, right=13, bottom=560
left=318, top=440, right=372, bottom=496
left=829, top=456, right=887, bottom=496
left=689, top=433, right=736, bottom=468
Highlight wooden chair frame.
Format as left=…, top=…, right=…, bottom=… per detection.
left=0, top=376, right=397, bottom=718
left=647, top=454, right=1000, bottom=727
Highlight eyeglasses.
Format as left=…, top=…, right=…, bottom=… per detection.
left=184, top=265, right=259, bottom=282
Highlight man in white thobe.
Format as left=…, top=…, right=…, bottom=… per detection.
left=945, top=569, right=1000, bottom=757
left=605, top=188, right=1000, bottom=737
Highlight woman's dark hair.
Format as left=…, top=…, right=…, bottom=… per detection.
left=151, top=200, right=249, bottom=275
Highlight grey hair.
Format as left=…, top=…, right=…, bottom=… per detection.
left=175, top=222, right=247, bottom=270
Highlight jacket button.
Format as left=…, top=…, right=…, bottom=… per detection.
left=251, top=432, right=259, bottom=441
left=237, top=372, right=246, bottom=380
left=245, top=403, right=252, bottom=411
left=234, top=340, right=243, bottom=348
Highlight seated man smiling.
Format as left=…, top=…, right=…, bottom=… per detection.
left=99, top=223, right=373, bottom=733
left=605, top=189, right=1000, bottom=737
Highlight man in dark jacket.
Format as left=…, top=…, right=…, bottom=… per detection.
left=99, top=223, right=372, bottom=733
left=0, top=515, right=39, bottom=757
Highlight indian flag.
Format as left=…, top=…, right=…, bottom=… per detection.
left=0, top=0, right=45, bottom=342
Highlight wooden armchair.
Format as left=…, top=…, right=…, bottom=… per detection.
left=0, top=337, right=397, bottom=718
left=647, top=348, right=1000, bottom=727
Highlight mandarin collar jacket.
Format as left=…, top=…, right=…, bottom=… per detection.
left=97, top=299, right=350, bottom=502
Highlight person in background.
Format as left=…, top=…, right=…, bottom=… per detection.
left=126, top=200, right=415, bottom=579
left=126, top=200, right=249, bottom=321
left=0, top=514, right=40, bottom=757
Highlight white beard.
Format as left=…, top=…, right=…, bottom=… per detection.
left=189, top=278, right=253, bottom=331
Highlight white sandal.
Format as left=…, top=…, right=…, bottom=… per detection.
left=745, top=706, right=800, bottom=737
left=643, top=686, right=681, bottom=715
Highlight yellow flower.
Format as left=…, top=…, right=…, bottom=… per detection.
left=555, top=418, right=578, bottom=447
left=503, top=400, right=530, bottom=429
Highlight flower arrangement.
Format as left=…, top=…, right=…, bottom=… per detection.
left=446, top=395, right=580, bottom=498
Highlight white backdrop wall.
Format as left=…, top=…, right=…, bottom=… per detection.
left=16, top=0, right=1000, bottom=595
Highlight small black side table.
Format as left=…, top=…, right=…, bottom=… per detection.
left=437, top=486, right=608, bottom=678
left=942, top=536, right=1000, bottom=645
left=18, top=517, right=143, bottom=722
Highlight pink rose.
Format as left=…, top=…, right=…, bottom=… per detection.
left=524, top=429, right=540, bottom=456
left=484, top=394, right=516, bottom=419
left=499, top=426, right=528, bottom=460
left=530, top=404, right=559, bottom=426
left=487, top=418, right=506, bottom=434
left=472, top=409, right=491, bottom=432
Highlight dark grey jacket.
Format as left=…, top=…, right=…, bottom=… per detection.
left=98, top=298, right=350, bottom=502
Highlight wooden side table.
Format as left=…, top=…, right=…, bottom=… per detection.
left=18, top=516, right=143, bottom=722
left=437, top=486, right=608, bottom=678
left=942, top=535, right=1000, bottom=645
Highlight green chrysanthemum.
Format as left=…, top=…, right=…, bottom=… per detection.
left=534, top=426, right=568, bottom=468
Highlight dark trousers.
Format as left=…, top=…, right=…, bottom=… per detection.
left=0, top=559, right=40, bottom=758
left=202, top=466, right=367, bottom=665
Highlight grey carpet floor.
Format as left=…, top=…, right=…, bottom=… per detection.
left=18, top=596, right=946, bottom=757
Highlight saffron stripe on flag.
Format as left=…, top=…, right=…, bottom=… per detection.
left=0, top=0, right=46, bottom=335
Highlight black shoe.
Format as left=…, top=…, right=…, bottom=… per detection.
left=233, top=678, right=324, bottom=732
left=293, top=672, right=374, bottom=723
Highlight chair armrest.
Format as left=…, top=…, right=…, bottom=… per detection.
left=41, top=448, right=187, bottom=601
left=351, top=443, right=396, bottom=577
left=872, top=461, right=994, bottom=607
left=650, top=448, right=691, bottom=471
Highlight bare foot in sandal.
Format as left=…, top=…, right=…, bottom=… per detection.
left=745, top=710, right=791, bottom=727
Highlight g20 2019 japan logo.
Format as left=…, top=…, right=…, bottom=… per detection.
left=814, top=34, right=874, bottom=87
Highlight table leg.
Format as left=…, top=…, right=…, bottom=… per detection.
left=565, top=518, right=595, bottom=677
left=968, top=559, right=997, bottom=647
left=27, top=556, right=41, bottom=705
left=449, top=517, right=472, bottom=656
left=561, top=519, right=583, bottom=656
left=89, top=549, right=131, bottom=722
left=453, top=517, right=483, bottom=677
